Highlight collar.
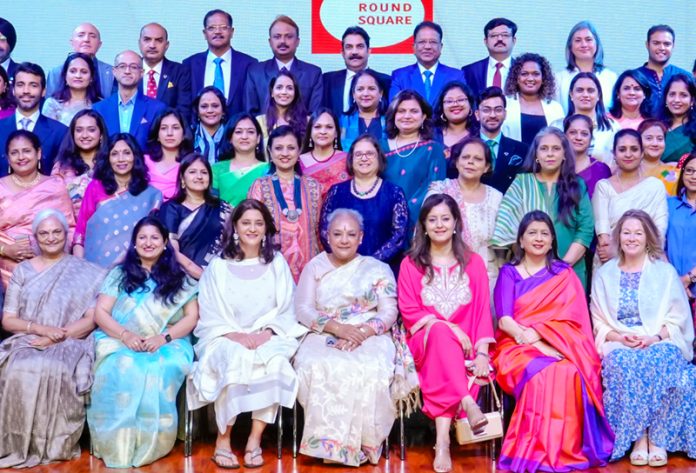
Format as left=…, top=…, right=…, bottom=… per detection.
left=346, top=69, right=357, bottom=79
left=480, top=131, right=501, bottom=145
left=1, top=57, right=10, bottom=71
left=118, top=91, right=137, bottom=106
left=676, top=190, right=696, bottom=212
left=207, top=48, right=232, bottom=64
left=488, top=56, right=511, bottom=70
left=417, top=62, right=439, bottom=76
left=144, top=60, right=163, bottom=76
left=16, top=109, right=40, bottom=127
left=275, top=58, right=295, bottom=71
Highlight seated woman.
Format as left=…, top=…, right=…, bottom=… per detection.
left=144, top=108, right=194, bottom=200
left=158, top=153, right=232, bottom=279
left=591, top=209, right=696, bottom=467
left=0, top=209, right=105, bottom=468
left=42, top=52, right=101, bottom=126
left=639, top=119, right=677, bottom=195
left=607, top=69, right=653, bottom=130
left=432, top=81, right=478, bottom=156
left=398, top=194, right=495, bottom=473
left=493, top=210, right=613, bottom=473
left=187, top=199, right=306, bottom=469
left=256, top=70, right=307, bottom=143
left=0, top=130, right=75, bottom=288
left=87, top=216, right=199, bottom=468
left=192, top=86, right=227, bottom=164
left=294, top=209, right=415, bottom=466
left=73, top=133, right=162, bottom=268
left=212, top=113, right=269, bottom=206
left=340, top=69, right=387, bottom=149
left=300, top=108, right=348, bottom=196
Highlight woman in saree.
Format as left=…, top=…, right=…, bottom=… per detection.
left=0, top=209, right=105, bottom=468
left=299, top=107, right=349, bottom=196
left=591, top=209, right=696, bottom=467
left=0, top=130, right=75, bottom=288
left=73, top=133, right=162, bottom=268
left=294, top=208, right=417, bottom=466
left=493, top=210, right=613, bottom=473
left=87, top=216, right=199, bottom=468
left=157, top=153, right=231, bottom=279
left=660, top=73, right=696, bottom=163
left=381, top=90, right=447, bottom=237
left=187, top=199, right=306, bottom=469
left=248, top=125, right=322, bottom=282
left=398, top=194, right=495, bottom=473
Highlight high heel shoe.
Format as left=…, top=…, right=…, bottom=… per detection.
left=464, top=400, right=488, bottom=434
left=433, top=443, right=452, bottom=473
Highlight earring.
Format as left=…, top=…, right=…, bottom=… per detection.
left=233, top=233, right=240, bottom=245
left=333, top=137, right=338, bottom=149
left=309, top=137, right=314, bottom=148
left=260, top=235, right=266, bottom=249
left=440, top=113, right=447, bottom=123
left=453, top=230, right=456, bottom=235
left=37, top=160, right=41, bottom=171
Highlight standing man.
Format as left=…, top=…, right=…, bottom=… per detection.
left=462, top=18, right=517, bottom=97
left=244, top=15, right=323, bottom=115
left=0, top=63, right=67, bottom=176
left=46, top=23, right=115, bottom=98
left=389, top=21, right=465, bottom=107
left=0, top=18, right=18, bottom=86
left=183, top=9, right=257, bottom=116
left=92, top=50, right=166, bottom=148
left=635, top=25, right=690, bottom=113
left=138, top=23, right=190, bottom=117
left=322, top=26, right=390, bottom=117
left=475, top=87, right=528, bottom=193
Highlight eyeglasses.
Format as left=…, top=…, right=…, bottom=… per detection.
left=353, top=151, right=377, bottom=159
left=115, top=63, right=142, bottom=72
left=479, top=106, right=505, bottom=115
left=487, top=33, right=512, bottom=40
left=415, top=40, right=440, bottom=48
left=443, top=98, right=469, bottom=106
left=683, top=168, right=696, bottom=176
left=206, top=25, right=231, bottom=33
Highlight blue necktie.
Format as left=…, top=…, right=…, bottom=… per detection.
left=213, top=58, right=225, bottom=94
left=423, top=70, right=433, bottom=101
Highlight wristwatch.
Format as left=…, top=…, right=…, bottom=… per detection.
left=163, top=332, right=172, bottom=343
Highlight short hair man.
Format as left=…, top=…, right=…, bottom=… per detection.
left=462, top=18, right=517, bottom=96
left=243, top=15, right=323, bottom=115
left=92, top=50, right=166, bottom=148
left=0, top=18, right=18, bottom=86
left=389, top=21, right=466, bottom=107
left=0, top=63, right=68, bottom=176
left=182, top=9, right=258, bottom=116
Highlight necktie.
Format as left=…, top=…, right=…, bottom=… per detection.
left=213, top=58, right=225, bottom=94
left=146, top=70, right=157, bottom=98
left=423, top=70, right=433, bottom=101
left=19, top=118, right=31, bottom=130
left=486, top=139, right=497, bottom=166
left=492, top=62, right=503, bottom=89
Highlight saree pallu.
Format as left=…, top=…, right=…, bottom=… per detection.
left=87, top=268, right=198, bottom=468
left=0, top=177, right=75, bottom=288
left=492, top=267, right=613, bottom=472
left=299, top=151, right=349, bottom=197
left=212, top=161, right=269, bottom=206
left=0, top=256, right=105, bottom=468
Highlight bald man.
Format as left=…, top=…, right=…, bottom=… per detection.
left=46, top=23, right=115, bottom=98
left=92, top=50, right=166, bottom=148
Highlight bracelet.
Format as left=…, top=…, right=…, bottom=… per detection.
left=656, top=333, right=663, bottom=341
left=0, top=244, right=4, bottom=256
left=475, top=351, right=489, bottom=359
left=26, top=321, right=33, bottom=334
left=119, top=328, right=128, bottom=341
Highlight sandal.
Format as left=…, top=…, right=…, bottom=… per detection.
left=648, top=445, right=668, bottom=467
left=464, top=400, right=488, bottom=435
left=433, top=443, right=452, bottom=473
left=211, top=449, right=240, bottom=469
left=630, top=434, right=649, bottom=466
left=243, top=447, right=264, bottom=469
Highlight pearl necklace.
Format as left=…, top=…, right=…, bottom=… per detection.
left=10, top=173, right=40, bottom=188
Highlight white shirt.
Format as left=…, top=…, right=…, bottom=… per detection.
left=143, top=60, right=163, bottom=90
left=275, top=58, right=295, bottom=72
left=204, top=49, right=232, bottom=98
left=15, top=110, right=40, bottom=132
left=343, top=69, right=356, bottom=112
left=486, top=56, right=511, bottom=89
left=417, top=62, right=439, bottom=84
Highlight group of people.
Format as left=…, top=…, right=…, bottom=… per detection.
left=0, top=9, right=696, bottom=473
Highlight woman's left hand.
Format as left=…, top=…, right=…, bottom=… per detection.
left=143, top=335, right=166, bottom=353
left=634, top=335, right=660, bottom=348
left=30, top=336, right=55, bottom=349
left=471, top=354, right=490, bottom=378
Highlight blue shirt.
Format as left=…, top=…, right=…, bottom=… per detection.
left=118, top=94, right=136, bottom=133
left=666, top=192, right=696, bottom=290
left=635, top=63, right=691, bottom=115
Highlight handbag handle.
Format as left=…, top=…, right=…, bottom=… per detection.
left=467, top=375, right=501, bottom=412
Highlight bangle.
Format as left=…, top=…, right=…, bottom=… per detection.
left=656, top=334, right=663, bottom=341
left=475, top=351, right=489, bottom=359
left=26, top=321, right=33, bottom=334
left=0, top=244, right=4, bottom=256
left=119, top=329, right=127, bottom=340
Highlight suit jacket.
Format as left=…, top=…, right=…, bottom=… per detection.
left=388, top=62, right=465, bottom=108
left=5, top=58, right=17, bottom=86
left=92, top=91, right=166, bottom=149
left=138, top=58, right=191, bottom=120
left=322, top=68, right=391, bottom=117
left=46, top=56, right=115, bottom=99
left=461, top=57, right=490, bottom=98
left=244, top=58, right=323, bottom=115
left=481, top=134, right=529, bottom=193
left=183, top=48, right=258, bottom=117
left=0, top=113, right=68, bottom=177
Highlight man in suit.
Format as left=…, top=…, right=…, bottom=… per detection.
left=476, top=87, right=528, bottom=193
left=183, top=9, right=257, bottom=117
left=0, top=63, right=68, bottom=177
left=244, top=15, right=323, bottom=115
left=138, top=23, right=190, bottom=118
left=389, top=21, right=465, bottom=108
left=322, top=26, right=390, bottom=117
left=462, top=18, right=517, bottom=98
left=46, top=23, right=115, bottom=99
left=92, top=50, right=166, bottom=149
left=0, top=18, right=18, bottom=86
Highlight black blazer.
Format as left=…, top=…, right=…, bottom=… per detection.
left=183, top=48, right=258, bottom=116
left=138, top=58, right=191, bottom=120
left=321, top=68, right=391, bottom=117
left=5, top=58, right=17, bottom=87
left=0, top=113, right=68, bottom=177
left=461, top=57, right=489, bottom=98
left=243, top=57, right=323, bottom=115
left=481, top=134, right=529, bottom=193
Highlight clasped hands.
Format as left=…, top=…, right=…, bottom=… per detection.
left=618, top=333, right=660, bottom=349
left=29, top=325, right=68, bottom=349
left=331, top=323, right=375, bottom=352
left=225, top=329, right=274, bottom=350
left=121, top=330, right=167, bottom=352
left=517, top=326, right=564, bottom=360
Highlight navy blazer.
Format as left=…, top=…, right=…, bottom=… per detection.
left=388, top=62, right=465, bottom=108
left=5, top=58, right=17, bottom=86
left=138, top=58, right=191, bottom=120
left=481, top=134, right=529, bottom=193
left=461, top=57, right=490, bottom=98
left=0, top=113, right=68, bottom=177
left=46, top=56, right=115, bottom=99
left=183, top=48, right=258, bottom=117
left=244, top=58, right=323, bottom=115
left=92, top=91, right=166, bottom=149
left=322, top=68, right=391, bottom=117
